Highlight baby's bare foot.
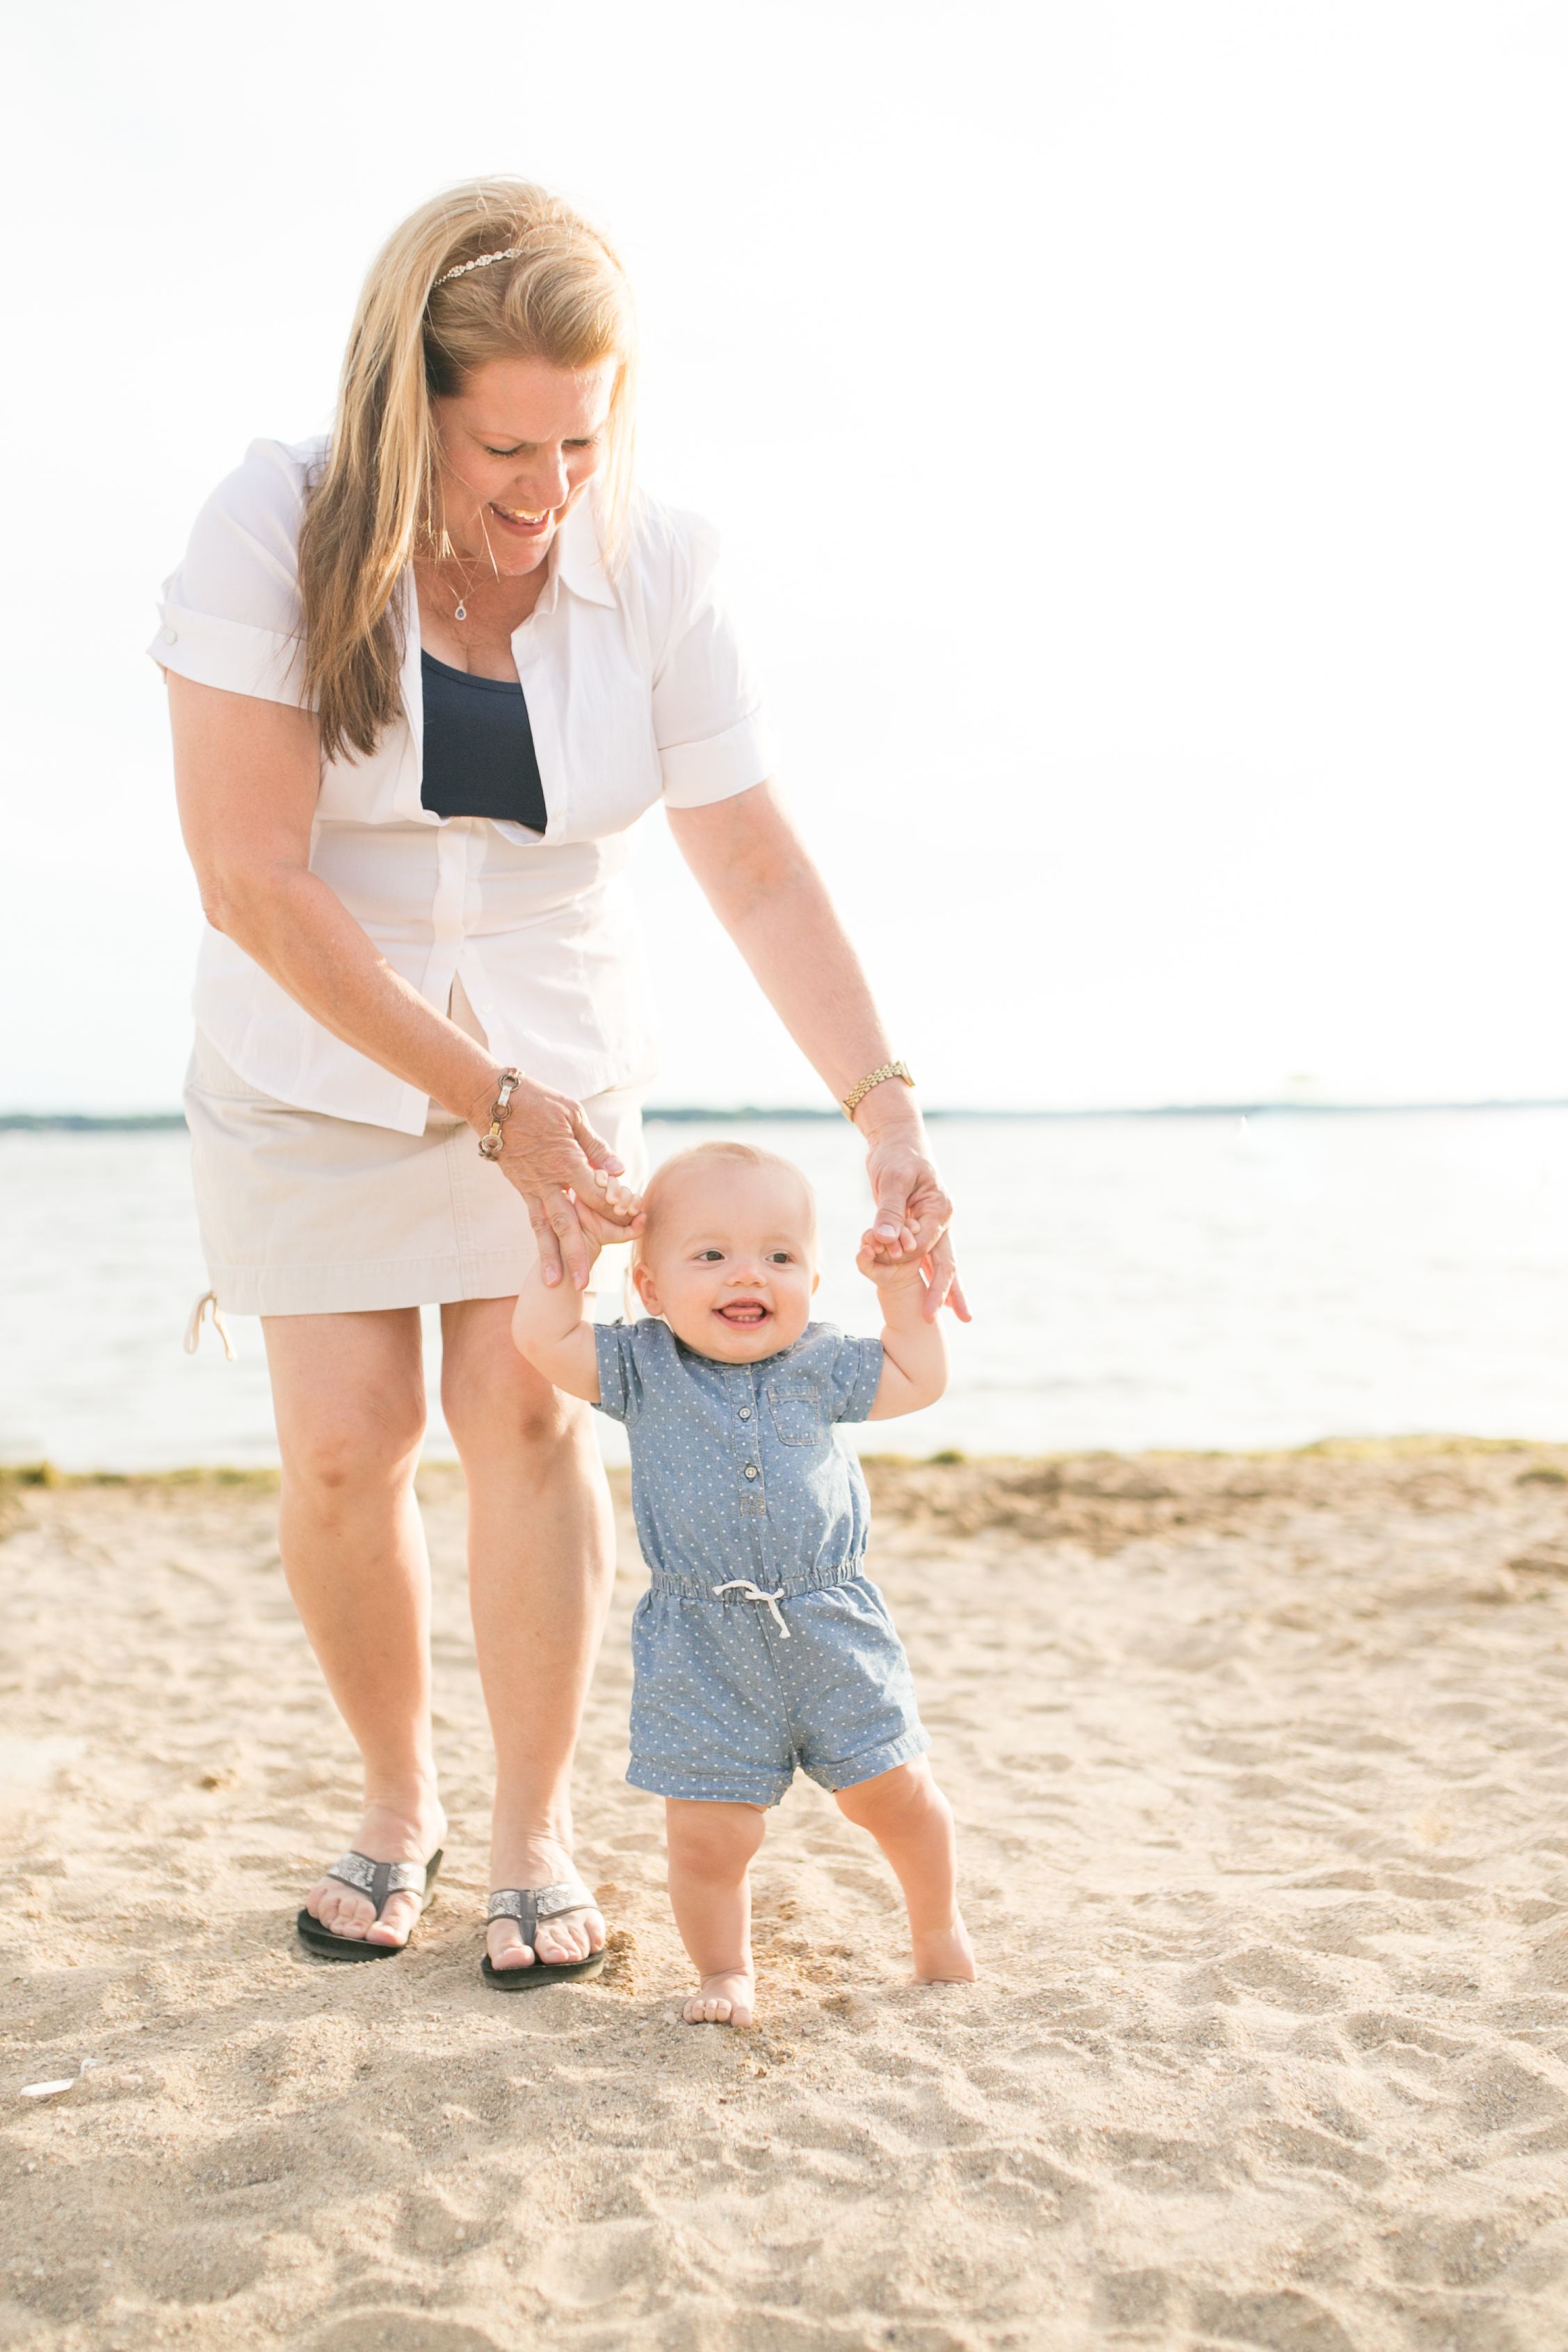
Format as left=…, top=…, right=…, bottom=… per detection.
left=911, top=1916, right=977, bottom=1985
left=683, top=1970, right=755, bottom=2027
left=303, top=1795, right=446, bottom=1949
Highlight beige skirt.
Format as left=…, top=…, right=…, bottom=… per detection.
left=184, top=1013, right=647, bottom=1319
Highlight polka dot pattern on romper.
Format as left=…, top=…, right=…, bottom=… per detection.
left=593, top=1319, right=930, bottom=1805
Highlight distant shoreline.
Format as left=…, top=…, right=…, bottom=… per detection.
left=5, top=1098, right=1568, bottom=1135
left=3, top=1433, right=1560, bottom=1492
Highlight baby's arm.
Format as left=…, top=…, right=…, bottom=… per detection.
left=512, top=1235, right=604, bottom=1403
left=859, top=1243, right=949, bottom=1419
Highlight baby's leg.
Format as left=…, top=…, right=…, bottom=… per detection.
left=834, top=1759, right=977, bottom=1984
left=665, top=1798, right=767, bottom=2026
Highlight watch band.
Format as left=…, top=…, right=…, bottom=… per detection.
left=841, top=1061, right=914, bottom=1121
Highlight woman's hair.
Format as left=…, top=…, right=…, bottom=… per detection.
left=298, top=177, right=638, bottom=763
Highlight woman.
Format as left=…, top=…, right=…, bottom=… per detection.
left=158, top=178, right=965, bottom=1983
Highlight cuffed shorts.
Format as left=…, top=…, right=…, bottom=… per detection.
left=627, top=1568, right=930, bottom=1808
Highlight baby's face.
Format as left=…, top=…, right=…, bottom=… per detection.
left=632, top=1160, right=819, bottom=1362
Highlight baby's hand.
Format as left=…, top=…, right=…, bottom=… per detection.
left=576, top=1169, right=645, bottom=1246
left=590, top=1166, right=642, bottom=1221
left=857, top=1238, right=929, bottom=1290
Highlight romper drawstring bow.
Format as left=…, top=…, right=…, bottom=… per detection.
left=711, top=1580, right=791, bottom=1638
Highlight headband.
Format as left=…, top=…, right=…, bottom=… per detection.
left=434, top=243, right=527, bottom=289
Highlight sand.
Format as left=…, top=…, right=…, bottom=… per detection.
left=4, top=1443, right=1568, bottom=2351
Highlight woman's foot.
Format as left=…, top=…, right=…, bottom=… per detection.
left=683, top=1970, right=756, bottom=2027
left=911, top=1915, right=978, bottom=1985
left=485, top=1832, right=606, bottom=1974
left=302, top=1794, right=447, bottom=1949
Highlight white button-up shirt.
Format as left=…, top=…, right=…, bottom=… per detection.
left=150, top=436, right=775, bottom=1131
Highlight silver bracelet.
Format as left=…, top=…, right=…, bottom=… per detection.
left=477, top=1068, right=523, bottom=1161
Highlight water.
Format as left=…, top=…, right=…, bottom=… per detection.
left=3, top=1109, right=1567, bottom=1472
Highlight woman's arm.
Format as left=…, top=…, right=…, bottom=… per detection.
left=169, top=675, right=633, bottom=1287
left=665, top=781, right=969, bottom=1321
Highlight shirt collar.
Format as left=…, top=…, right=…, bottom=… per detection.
left=552, top=494, right=617, bottom=609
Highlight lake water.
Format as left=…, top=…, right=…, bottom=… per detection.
left=3, top=1109, right=1567, bottom=1471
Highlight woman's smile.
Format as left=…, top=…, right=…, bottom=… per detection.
left=488, top=499, right=555, bottom=540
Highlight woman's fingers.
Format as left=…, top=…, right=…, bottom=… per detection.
left=526, top=1194, right=567, bottom=1289
left=869, top=1155, right=952, bottom=1248
left=880, top=1193, right=948, bottom=1261
left=568, top=1104, right=624, bottom=1184
left=922, top=1231, right=972, bottom=1324
left=542, top=1188, right=595, bottom=1291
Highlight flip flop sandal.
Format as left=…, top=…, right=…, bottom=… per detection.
left=296, top=1848, right=443, bottom=1962
left=481, top=1878, right=606, bottom=1989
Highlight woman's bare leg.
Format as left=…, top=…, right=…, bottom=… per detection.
left=263, top=1308, right=446, bottom=1948
left=439, top=1296, right=615, bottom=1972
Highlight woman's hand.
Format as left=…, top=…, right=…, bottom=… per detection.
left=466, top=1072, right=642, bottom=1291
left=665, top=786, right=969, bottom=1327
left=860, top=1134, right=968, bottom=1326
left=859, top=1132, right=971, bottom=1325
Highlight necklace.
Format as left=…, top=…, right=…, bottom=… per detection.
left=448, top=559, right=478, bottom=622
left=430, top=547, right=489, bottom=622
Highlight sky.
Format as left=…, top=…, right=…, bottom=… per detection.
left=2, top=0, right=1565, bottom=1113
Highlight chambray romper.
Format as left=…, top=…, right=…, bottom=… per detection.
left=594, top=1318, right=930, bottom=1807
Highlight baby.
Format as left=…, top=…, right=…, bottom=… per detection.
left=512, top=1138, right=976, bottom=2026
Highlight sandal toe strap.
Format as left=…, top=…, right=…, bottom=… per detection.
left=487, top=1880, right=598, bottom=1937
left=326, top=1851, right=430, bottom=1917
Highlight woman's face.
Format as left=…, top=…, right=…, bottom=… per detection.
left=430, top=353, right=618, bottom=574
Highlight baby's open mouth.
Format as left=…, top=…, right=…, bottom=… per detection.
left=717, top=1300, right=770, bottom=1326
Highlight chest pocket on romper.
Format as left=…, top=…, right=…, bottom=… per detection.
left=767, top=1380, right=823, bottom=1445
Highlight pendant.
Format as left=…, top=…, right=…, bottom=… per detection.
left=455, top=602, right=467, bottom=621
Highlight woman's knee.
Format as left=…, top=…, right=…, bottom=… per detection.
left=266, top=1311, right=425, bottom=1493
left=442, top=1338, right=580, bottom=1455
left=279, top=1394, right=425, bottom=1495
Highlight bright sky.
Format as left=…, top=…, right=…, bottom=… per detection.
left=3, top=1, right=1564, bottom=1113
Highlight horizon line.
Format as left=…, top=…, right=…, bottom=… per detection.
left=6, top=1095, right=1568, bottom=1134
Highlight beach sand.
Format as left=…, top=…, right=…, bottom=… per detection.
left=4, top=1443, right=1568, bottom=2350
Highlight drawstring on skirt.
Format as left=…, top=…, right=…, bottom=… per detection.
left=184, top=1289, right=236, bottom=1362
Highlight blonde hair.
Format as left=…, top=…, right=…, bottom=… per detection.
left=636, top=1141, right=819, bottom=1260
left=298, top=177, right=638, bottom=763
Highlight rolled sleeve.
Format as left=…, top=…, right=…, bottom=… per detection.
left=653, top=531, right=777, bottom=807
left=828, top=1335, right=885, bottom=1424
left=149, top=602, right=307, bottom=706
left=146, top=437, right=314, bottom=710
left=593, top=1322, right=644, bottom=1425
left=659, top=710, right=779, bottom=807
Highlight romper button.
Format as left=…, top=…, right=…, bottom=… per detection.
left=161, top=626, right=177, bottom=644
left=738, top=1407, right=752, bottom=1419
left=743, top=1464, right=759, bottom=1480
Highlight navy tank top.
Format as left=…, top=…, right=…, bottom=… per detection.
left=419, top=650, right=547, bottom=832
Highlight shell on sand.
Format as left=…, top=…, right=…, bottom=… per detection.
left=3, top=1446, right=1568, bottom=2347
